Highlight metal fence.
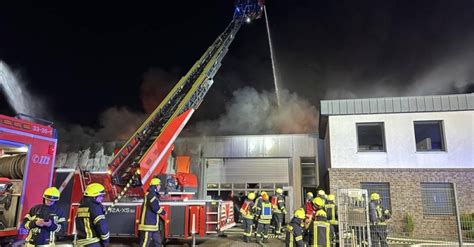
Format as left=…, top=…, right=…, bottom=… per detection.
left=335, top=184, right=474, bottom=247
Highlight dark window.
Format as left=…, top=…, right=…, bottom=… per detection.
left=421, top=183, right=455, bottom=216
left=361, top=182, right=391, bottom=210
left=414, top=121, right=445, bottom=151
left=301, top=157, right=317, bottom=187
left=357, top=123, right=385, bottom=152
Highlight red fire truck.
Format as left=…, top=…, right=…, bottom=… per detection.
left=0, top=114, right=57, bottom=244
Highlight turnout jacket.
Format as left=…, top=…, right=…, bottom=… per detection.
left=75, top=197, right=110, bottom=246
left=271, top=194, right=287, bottom=214
left=138, top=186, right=166, bottom=232
left=285, top=217, right=305, bottom=247
left=240, top=199, right=255, bottom=220
left=23, top=204, right=66, bottom=246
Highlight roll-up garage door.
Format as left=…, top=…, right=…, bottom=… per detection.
left=206, top=158, right=289, bottom=184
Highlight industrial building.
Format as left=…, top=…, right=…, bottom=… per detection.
left=173, top=134, right=322, bottom=217
left=319, top=93, right=474, bottom=240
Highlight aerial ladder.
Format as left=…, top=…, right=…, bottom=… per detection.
left=106, top=0, right=265, bottom=205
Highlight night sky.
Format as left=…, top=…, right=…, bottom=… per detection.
left=1, top=1, right=474, bottom=144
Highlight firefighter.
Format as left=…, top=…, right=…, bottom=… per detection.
left=285, top=208, right=306, bottom=247
left=369, top=193, right=390, bottom=247
left=253, top=191, right=267, bottom=230
left=310, top=209, right=334, bottom=247
left=240, top=192, right=256, bottom=243
left=138, top=177, right=167, bottom=247
left=23, top=187, right=66, bottom=246
left=75, top=183, right=109, bottom=247
left=304, top=197, right=326, bottom=243
left=304, top=192, right=314, bottom=228
left=311, top=197, right=325, bottom=219
left=325, top=194, right=338, bottom=240
left=255, top=192, right=272, bottom=244
left=271, top=188, right=287, bottom=237
left=317, top=189, right=327, bottom=203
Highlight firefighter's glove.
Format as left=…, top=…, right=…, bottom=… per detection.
left=43, top=220, right=52, bottom=227
left=35, top=218, right=45, bottom=227
left=160, top=207, right=167, bottom=216
left=283, top=209, right=288, bottom=215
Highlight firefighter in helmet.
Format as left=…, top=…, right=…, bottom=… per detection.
left=369, top=193, right=390, bottom=247
left=325, top=194, right=338, bottom=236
left=304, top=192, right=315, bottom=228
left=23, top=187, right=66, bottom=246
left=75, top=183, right=110, bottom=247
left=240, top=192, right=256, bottom=242
left=285, top=208, right=306, bottom=247
left=138, top=177, right=167, bottom=247
left=304, top=197, right=326, bottom=243
left=310, top=209, right=334, bottom=247
left=271, top=188, right=287, bottom=237
left=317, top=189, right=327, bottom=203
left=255, top=191, right=272, bottom=244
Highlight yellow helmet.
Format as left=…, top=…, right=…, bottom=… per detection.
left=294, top=208, right=305, bottom=219
left=150, top=178, right=161, bottom=186
left=313, top=197, right=325, bottom=207
left=84, top=183, right=106, bottom=197
left=317, top=189, right=326, bottom=196
left=327, top=194, right=335, bottom=201
left=247, top=192, right=256, bottom=200
left=315, top=209, right=327, bottom=217
left=370, top=193, right=380, bottom=201
left=43, top=187, right=60, bottom=201
left=306, top=192, right=314, bottom=199
left=276, top=188, right=283, bottom=194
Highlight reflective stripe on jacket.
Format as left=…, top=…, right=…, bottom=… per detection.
left=75, top=197, right=109, bottom=246
left=312, top=220, right=331, bottom=247
left=138, top=187, right=166, bottom=232
left=240, top=199, right=255, bottom=219
left=324, top=203, right=338, bottom=225
left=23, top=204, right=66, bottom=246
left=255, top=200, right=272, bottom=224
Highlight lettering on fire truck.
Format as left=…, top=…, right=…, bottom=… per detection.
left=32, top=154, right=51, bottom=165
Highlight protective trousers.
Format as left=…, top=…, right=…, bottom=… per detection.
left=256, top=223, right=270, bottom=243
left=370, top=225, right=388, bottom=247
left=139, top=230, right=162, bottom=247
left=273, top=213, right=284, bottom=235
left=242, top=218, right=254, bottom=242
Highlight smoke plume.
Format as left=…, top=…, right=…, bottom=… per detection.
left=185, top=87, right=318, bottom=136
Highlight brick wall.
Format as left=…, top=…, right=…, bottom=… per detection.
left=329, top=168, right=474, bottom=240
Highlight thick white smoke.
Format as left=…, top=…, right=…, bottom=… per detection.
left=186, top=87, right=318, bottom=136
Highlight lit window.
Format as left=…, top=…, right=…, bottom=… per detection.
left=357, top=123, right=386, bottom=152
left=414, top=121, right=445, bottom=151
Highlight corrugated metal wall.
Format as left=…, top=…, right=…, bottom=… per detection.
left=206, top=158, right=290, bottom=184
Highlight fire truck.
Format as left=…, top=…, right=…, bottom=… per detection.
left=0, top=0, right=264, bottom=244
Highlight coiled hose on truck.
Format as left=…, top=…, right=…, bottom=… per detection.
left=0, top=154, right=26, bottom=179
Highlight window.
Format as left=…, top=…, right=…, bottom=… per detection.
left=357, top=123, right=386, bottom=152
left=301, top=157, right=317, bottom=187
left=414, top=121, right=445, bottom=151
left=361, top=182, right=391, bottom=210
left=421, top=183, right=455, bottom=216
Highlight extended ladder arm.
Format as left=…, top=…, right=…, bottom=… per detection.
left=107, top=1, right=264, bottom=189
